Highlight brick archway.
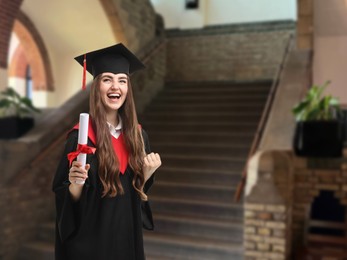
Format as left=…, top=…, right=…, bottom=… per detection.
left=8, top=44, right=28, bottom=79
left=10, top=11, right=54, bottom=91
left=0, top=0, right=54, bottom=93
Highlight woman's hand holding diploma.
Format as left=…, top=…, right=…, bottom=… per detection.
left=69, top=161, right=90, bottom=201
left=67, top=113, right=94, bottom=201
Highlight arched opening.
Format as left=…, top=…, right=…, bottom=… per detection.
left=310, top=190, right=346, bottom=236
left=8, top=11, right=54, bottom=107
left=8, top=41, right=29, bottom=97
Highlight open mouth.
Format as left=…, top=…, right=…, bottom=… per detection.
left=107, top=93, right=121, bottom=100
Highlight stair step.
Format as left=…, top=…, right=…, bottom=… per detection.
left=151, top=196, right=243, bottom=220
left=142, top=110, right=261, bottom=118
left=145, top=131, right=254, bottom=145
left=161, top=85, right=270, bottom=96
left=37, top=222, right=55, bottom=244
left=146, top=103, right=266, bottom=113
left=155, top=94, right=268, bottom=103
left=144, top=111, right=261, bottom=116
left=146, top=253, right=182, bottom=260
left=144, top=121, right=258, bottom=132
left=143, top=112, right=262, bottom=123
left=151, top=142, right=249, bottom=158
left=18, top=241, right=54, bottom=260
left=144, top=232, right=243, bottom=260
left=151, top=180, right=235, bottom=202
left=153, top=213, right=243, bottom=243
left=161, top=154, right=245, bottom=171
left=154, top=166, right=241, bottom=186
left=165, top=81, right=271, bottom=90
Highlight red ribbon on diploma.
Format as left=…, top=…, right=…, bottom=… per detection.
left=67, top=144, right=96, bottom=166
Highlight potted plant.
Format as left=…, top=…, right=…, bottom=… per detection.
left=0, top=87, right=40, bottom=139
left=292, top=81, right=345, bottom=157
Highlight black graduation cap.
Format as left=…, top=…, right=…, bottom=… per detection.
left=74, top=43, right=145, bottom=89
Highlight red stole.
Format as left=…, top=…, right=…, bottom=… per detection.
left=111, top=134, right=129, bottom=174
left=71, top=119, right=129, bottom=174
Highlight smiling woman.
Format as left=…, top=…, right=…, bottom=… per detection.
left=99, top=73, right=128, bottom=117
left=52, top=43, right=161, bottom=260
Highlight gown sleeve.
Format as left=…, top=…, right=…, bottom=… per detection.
left=52, top=130, right=80, bottom=242
left=141, top=129, right=155, bottom=230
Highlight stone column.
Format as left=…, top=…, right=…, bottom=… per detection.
left=244, top=150, right=293, bottom=260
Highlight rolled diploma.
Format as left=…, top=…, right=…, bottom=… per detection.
left=76, top=113, right=89, bottom=184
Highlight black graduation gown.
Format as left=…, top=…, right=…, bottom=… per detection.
left=52, top=129, right=154, bottom=260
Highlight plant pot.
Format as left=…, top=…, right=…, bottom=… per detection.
left=0, top=116, right=34, bottom=139
left=293, top=120, right=345, bottom=158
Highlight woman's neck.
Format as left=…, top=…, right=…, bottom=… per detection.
left=106, top=111, right=118, bottom=127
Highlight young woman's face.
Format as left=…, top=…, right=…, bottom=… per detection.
left=99, top=72, right=128, bottom=113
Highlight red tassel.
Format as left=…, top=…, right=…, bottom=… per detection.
left=82, top=54, right=86, bottom=90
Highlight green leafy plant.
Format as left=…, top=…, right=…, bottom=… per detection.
left=0, top=87, right=40, bottom=118
left=292, top=81, right=340, bottom=121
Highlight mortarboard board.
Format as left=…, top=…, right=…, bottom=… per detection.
left=74, top=43, right=145, bottom=89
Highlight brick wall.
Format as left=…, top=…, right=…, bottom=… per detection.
left=8, top=45, right=28, bottom=78
left=244, top=150, right=347, bottom=260
left=166, top=21, right=295, bottom=83
left=0, top=83, right=90, bottom=259
left=106, top=0, right=157, bottom=53
left=244, top=151, right=292, bottom=260
left=245, top=203, right=287, bottom=259
left=297, top=0, right=313, bottom=50
left=0, top=0, right=23, bottom=68
left=0, top=136, right=64, bottom=259
left=291, top=157, right=347, bottom=254
left=133, top=38, right=166, bottom=113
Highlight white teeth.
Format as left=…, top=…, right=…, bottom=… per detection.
left=108, top=93, right=120, bottom=98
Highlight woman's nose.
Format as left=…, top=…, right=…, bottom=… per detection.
left=111, top=82, right=120, bottom=90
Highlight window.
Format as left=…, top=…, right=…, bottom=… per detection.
left=25, top=65, right=32, bottom=100
left=185, top=0, right=198, bottom=9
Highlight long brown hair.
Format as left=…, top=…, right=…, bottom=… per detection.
left=89, top=75, right=147, bottom=200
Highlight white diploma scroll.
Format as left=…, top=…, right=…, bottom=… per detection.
left=76, top=113, right=89, bottom=184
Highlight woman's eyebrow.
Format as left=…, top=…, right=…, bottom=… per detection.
left=101, top=75, right=113, bottom=79
left=118, top=76, right=128, bottom=80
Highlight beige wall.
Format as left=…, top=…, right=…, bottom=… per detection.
left=313, top=0, right=347, bottom=104
left=20, top=0, right=115, bottom=107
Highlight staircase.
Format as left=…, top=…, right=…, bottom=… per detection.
left=17, top=81, right=271, bottom=260
left=140, top=81, right=271, bottom=259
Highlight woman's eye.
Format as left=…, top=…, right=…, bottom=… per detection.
left=119, top=80, right=127, bottom=84
left=103, top=78, right=111, bottom=83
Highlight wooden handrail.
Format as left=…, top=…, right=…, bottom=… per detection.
left=234, top=33, right=294, bottom=202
